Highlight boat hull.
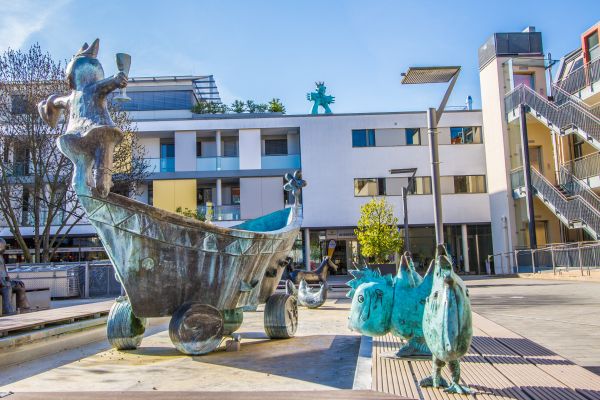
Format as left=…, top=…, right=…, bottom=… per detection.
left=80, top=193, right=299, bottom=318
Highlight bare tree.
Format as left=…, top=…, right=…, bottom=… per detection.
left=0, top=44, right=148, bottom=262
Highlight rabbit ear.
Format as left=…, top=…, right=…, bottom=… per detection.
left=88, top=38, right=100, bottom=58
left=77, top=43, right=89, bottom=54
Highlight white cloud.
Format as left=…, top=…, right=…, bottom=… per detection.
left=0, top=0, right=71, bottom=51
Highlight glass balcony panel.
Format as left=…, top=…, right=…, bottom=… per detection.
left=218, top=157, right=240, bottom=171
left=198, top=204, right=241, bottom=221
left=196, top=157, right=217, bottom=171
left=261, top=154, right=301, bottom=169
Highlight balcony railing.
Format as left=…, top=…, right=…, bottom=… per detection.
left=505, top=84, right=600, bottom=144
left=555, top=56, right=600, bottom=96
left=198, top=204, right=241, bottom=221
left=145, top=157, right=175, bottom=173
left=562, top=152, right=600, bottom=180
left=196, top=156, right=240, bottom=171
left=261, top=154, right=301, bottom=169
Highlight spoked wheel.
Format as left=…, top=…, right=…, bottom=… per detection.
left=222, top=308, right=244, bottom=336
left=264, top=293, right=298, bottom=339
left=169, top=302, right=224, bottom=355
left=107, top=296, right=147, bottom=350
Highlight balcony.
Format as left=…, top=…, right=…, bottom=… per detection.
left=555, top=56, right=600, bottom=104
left=261, top=154, right=301, bottom=169
left=146, top=157, right=175, bottom=173
left=198, top=204, right=241, bottom=221
left=196, top=156, right=240, bottom=171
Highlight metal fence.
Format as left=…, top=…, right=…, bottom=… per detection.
left=513, top=241, right=600, bottom=275
left=7, top=260, right=122, bottom=298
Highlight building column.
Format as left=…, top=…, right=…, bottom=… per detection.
left=215, top=130, right=222, bottom=170
left=303, top=228, right=311, bottom=271
left=174, top=131, right=197, bottom=172
left=461, top=224, right=470, bottom=273
left=216, top=178, right=222, bottom=206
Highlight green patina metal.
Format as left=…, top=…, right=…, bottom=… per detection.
left=306, top=81, right=335, bottom=114
left=419, top=244, right=474, bottom=395
left=347, top=252, right=432, bottom=357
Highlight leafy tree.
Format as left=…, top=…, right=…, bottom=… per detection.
left=268, top=98, right=286, bottom=114
left=0, top=43, right=148, bottom=262
left=231, top=100, right=246, bottom=113
left=256, top=103, right=268, bottom=113
left=175, top=206, right=206, bottom=221
left=354, top=198, right=403, bottom=264
left=191, top=100, right=210, bottom=114
left=245, top=100, right=257, bottom=113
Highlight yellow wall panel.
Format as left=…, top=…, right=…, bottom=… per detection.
left=153, top=179, right=197, bottom=213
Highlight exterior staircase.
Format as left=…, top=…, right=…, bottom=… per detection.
left=511, top=166, right=600, bottom=239
left=505, top=84, right=600, bottom=150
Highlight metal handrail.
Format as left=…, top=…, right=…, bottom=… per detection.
left=551, top=83, right=600, bottom=119
left=559, top=164, right=600, bottom=220
left=562, top=152, right=600, bottom=180
left=505, top=84, right=600, bottom=144
left=511, top=166, right=600, bottom=238
left=555, top=56, right=600, bottom=96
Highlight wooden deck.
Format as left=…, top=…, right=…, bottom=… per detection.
left=373, top=313, right=600, bottom=400
left=0, top=390, right=409, bottom=400
left=0, top=300, right=113, bottom=337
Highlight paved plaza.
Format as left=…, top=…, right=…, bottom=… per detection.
left=466, top=277, right=600, bottom=374
left=0, top=291, right=360, bottom=392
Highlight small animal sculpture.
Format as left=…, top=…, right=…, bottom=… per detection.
left=286, top=279, right=328, bottom=309
left=347, top=253, right=432, bottom=357
left=419, top=244, right=473, bottom=395
left=38, top=38, right=127, bottom=198
left=288, top=257, right=338, bottom=284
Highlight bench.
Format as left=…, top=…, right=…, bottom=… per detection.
left=0, top=287, right=51, bottom=316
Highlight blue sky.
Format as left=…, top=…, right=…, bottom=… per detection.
left=1, top=0, right=597, bottom=114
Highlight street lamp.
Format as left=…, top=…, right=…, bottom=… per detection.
left=401, top=66, right=461, bottom=245
left=389, top=167, right=417, bottom=253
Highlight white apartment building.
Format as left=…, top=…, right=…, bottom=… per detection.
left=113, top=75, right=491, bottom=274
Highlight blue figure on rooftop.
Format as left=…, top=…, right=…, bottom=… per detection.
left=307, top=81, right=335, bottom=114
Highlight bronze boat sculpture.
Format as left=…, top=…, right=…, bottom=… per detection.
left=38, top=39, right=304, bottom=355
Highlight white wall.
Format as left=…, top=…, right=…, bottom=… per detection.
left=174, top=131, right=197, bottom=171
left=240, top=177, right=283, bottom=219
left=480, top=58, right=517, bottom=274
left=239, top=129, right=261, bottom=169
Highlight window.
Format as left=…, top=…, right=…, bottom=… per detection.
left=513, top=73, right=535, bottom=90
left=354, top=177, right=431, bottom=196
left=264, top=139, right=288, bottom=155
left=11, top=95, right=29, bottom=114
left=586, top=31, right=599, bottom=62
left=231, top=187, right=240, bottom=205
left=196, top=142, right=202, bottom=157
left=352, top=129, right=376, bottom=147
left=441, top=175, right=486, bottom=194
left=223, top=140, right=238, bottom=157
left=450, top=127, right=482, bottom=144
left=405, top=128, right=421, bottom=145
left=408, top=177, right=432, bottom=195
left=113, top=90, right=193, bottom=111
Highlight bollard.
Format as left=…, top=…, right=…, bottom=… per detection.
left=84, top=261, right=90, bottom=298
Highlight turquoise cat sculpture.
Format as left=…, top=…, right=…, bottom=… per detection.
left=419, top=244, right=474, bottom=395
left=347, top=252, right=433, bottom=357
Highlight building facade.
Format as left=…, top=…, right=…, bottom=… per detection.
left=480, top=22, right=600, bottom=273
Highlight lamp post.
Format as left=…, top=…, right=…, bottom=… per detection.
left=390, top=167, right=417, bottom=253
left=400, top=66, right=461, bottom=246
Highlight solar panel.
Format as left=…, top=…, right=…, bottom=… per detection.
left=401, top=66, right=461, bottom=84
